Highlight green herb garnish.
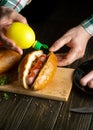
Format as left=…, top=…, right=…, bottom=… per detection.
left=0, top=76, right=8, bottom=85
left=3, top=93, right=9, bottom=100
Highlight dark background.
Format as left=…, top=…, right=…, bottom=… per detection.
left=1, top=1, right=93, bottom=130
left=21, top=0, right=93, bottom=48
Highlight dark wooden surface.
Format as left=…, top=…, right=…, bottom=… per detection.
left=1, top=1, right=93, bottom=130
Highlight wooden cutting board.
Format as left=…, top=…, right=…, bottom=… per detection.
left=0, top=67, right=74, bottom=101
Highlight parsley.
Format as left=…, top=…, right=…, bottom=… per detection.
left=3, top=93, right=9, bottom=100
left=0, top=76, right=8, bottom=85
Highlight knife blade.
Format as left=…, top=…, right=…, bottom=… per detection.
left=70, top=107, right=93, bottom=114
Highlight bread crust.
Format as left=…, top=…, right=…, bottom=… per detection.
left=33, top=52, right=57, bottom=90
left=18, top=50, right=43, bottom=89
left=18, top=50, right=57, bottom=90
left=0, top=48, right=21, bottom=74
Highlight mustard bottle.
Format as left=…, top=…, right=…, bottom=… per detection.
left=6, top=22, right=48, bottom=50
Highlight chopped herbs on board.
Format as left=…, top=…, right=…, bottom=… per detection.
left=0, top=75, right=9, bottom=85
left=3, top=93, right=9, bottom=100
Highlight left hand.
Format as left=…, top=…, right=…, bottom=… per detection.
left=0, top=6, right=28, bottom=55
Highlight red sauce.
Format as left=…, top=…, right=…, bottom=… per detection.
left=28, top=54, right=47, bottom=79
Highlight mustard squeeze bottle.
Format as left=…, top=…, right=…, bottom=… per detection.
left=6, top=22, right=48, bottom=50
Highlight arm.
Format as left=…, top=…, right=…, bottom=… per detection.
left=0, top=0, right=32, bottom=12
left=49, top=15, right=93, bottom=88
left=81, top=15, right=93, bottom=36
left=80, top=16, right=93, bottom=88
left=49, top=16, right=93, bottom=66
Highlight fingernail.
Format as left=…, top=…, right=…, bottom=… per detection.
left=20, top=51, right=23, bottom=55
left=18, top=49, right=23, bottom=55
left=49, top=47, right=54, bottom=51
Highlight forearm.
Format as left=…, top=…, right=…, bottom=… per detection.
left=0, top=0, right=32, bottom=12
left=81, top=15, right=93, bottom=36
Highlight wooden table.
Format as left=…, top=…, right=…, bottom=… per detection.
left=1, top=1, right=93, bottom=130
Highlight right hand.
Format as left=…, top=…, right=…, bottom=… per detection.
left=49, top=25, right=92, bottom=66
left=0, top=6, right=28, bottom=55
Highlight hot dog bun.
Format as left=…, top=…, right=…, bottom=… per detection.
left=18, top=50, right=57, bottom=90
left=0, top=48, right=21, bottom=74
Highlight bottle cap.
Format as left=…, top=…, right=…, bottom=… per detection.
left=33, top=40, right=48, bottom=50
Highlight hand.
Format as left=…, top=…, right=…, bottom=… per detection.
left=49, top=25, right=92, bottom=66
left=80, top=71, right=93, bottom=88
left=0, top=6, right=28, bottom=55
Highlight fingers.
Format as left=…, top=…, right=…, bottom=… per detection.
left=49, top=36, right=71, bottom=52
left=55, top=48, right=80, bottom=66
left=1, top=34, right=23, bottom=55
left=6, top=42, right=23, bottom=55
left=14, top=13, right=28, bottom=24
left=10, top=45, right=23, bottom=55
left=80, top=71, right=93, bottom=88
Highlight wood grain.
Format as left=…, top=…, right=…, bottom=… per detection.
left=0, top=67, right=74, bottom=101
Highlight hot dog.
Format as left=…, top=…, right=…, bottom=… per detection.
left=18, top=50, right=57, bottom=90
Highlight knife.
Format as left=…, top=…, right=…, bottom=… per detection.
left=70, top=107, right=93, bottom=114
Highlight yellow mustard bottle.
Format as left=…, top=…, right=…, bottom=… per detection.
left=6, top=22, right=48, bottom=50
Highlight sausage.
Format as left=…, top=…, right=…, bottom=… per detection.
left=27, top=54, right=47, bottom=86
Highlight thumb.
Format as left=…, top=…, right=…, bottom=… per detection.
left=57, top=48, right=78, bottom=66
